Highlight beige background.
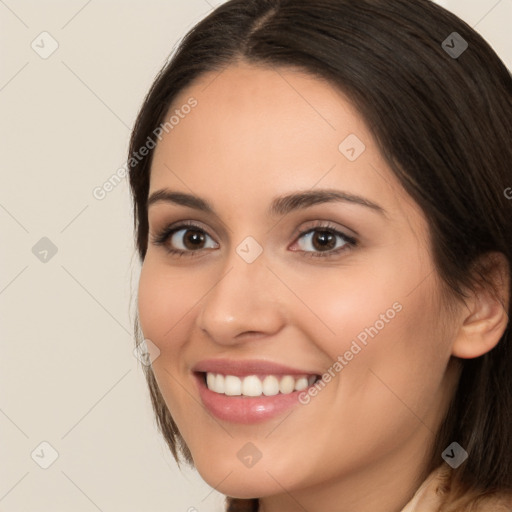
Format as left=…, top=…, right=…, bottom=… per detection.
left=1, top=1, right=510, bottom=511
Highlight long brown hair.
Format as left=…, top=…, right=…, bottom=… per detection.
left=128, top=1, right=512, bottom=510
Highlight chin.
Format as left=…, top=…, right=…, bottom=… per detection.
left=195, top=461, right=287, bottom=499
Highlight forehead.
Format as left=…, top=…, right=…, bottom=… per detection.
left=148, top=62, right=419, bottom=224
left=152, top=62, right=367, bottom=173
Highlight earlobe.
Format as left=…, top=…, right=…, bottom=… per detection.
left=451, top=252, right=510, bottom=359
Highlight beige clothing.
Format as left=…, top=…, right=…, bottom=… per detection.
left=401, top=464, right=512, bottom=512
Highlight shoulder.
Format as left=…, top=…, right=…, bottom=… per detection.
left=402, top=464, right=512, bottom=512
left=470, top=492, right=512, bottom=512
left=401, top=465, right=451, bottom=511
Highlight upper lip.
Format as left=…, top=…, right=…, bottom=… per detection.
left=192, top=358, right=320, bottom=377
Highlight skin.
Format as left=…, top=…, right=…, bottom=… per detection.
left=137, top=62, right=508, bottom=512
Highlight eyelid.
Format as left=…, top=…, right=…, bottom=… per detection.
left=289, top=219, right=357, bottom=241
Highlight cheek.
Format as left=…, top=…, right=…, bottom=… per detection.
left=137, top=258, right=201, bottom=354
left=290, top=258, right=451, bottom=404
left=137, top=259, right=207, bottom=428
left=286, top=262, right=406, bottom=359
left=328, top=273, right=451, bottom=436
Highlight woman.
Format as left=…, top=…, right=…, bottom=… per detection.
left=128, top=0, right=512, bottom=510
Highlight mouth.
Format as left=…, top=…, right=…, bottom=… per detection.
left=192, top=364, right=322, bottom=424
left=200, top=372, right=320, bottom=397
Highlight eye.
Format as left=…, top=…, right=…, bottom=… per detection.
left=150, top=221, right=218, bottom=256
left=150, top=220, right=357, bottom=259
left=290, top=223, right=357, bottom=258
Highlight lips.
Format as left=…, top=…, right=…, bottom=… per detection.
left=192, top=358, right=321, bottom=424
left=192, top=358, right=320, bottom=377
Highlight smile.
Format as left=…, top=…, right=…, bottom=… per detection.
left=191, top=359, right=322, bottom=424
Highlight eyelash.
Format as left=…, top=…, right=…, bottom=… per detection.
left=150, top=220, right=358, bottom=259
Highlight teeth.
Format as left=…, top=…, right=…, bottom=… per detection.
left=262, top=375, right=279, bottom=396
left=242, top=375, right=262, bottom=396
left=295, top=377, right=309, bottom=391
left=279, top=375, right=295, bottom=394
left=206, top=372, right=216, bottom=390
left=224, top=375, right=242, bottom=396
left=205, top=372, right=317, bottom=396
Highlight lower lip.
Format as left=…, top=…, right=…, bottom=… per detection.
left=194, top=373, right=308, bottom=424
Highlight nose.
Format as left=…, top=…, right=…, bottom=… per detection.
left=195, top=249, right=286, bottom=345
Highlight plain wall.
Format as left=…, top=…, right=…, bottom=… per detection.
left=1, top=1, right=510, bottom=511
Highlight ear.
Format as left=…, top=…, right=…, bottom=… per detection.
left=451, top=252, right=510, bottom=359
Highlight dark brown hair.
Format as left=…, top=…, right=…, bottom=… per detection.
left=128, top=1, right=512, bottom=510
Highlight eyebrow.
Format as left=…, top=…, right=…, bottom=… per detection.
left=147, top=188, right=387, bottom=217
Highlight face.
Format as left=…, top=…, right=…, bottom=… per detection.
left=138, top=62, right=460, bottom=505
